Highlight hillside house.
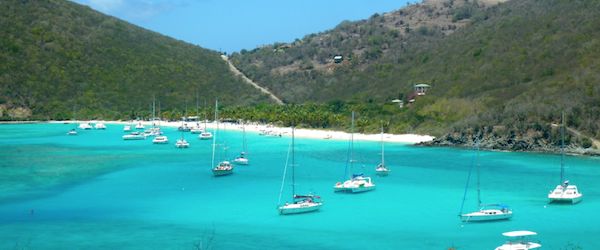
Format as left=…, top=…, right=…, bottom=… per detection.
left=333, top=55, right=343, bottom=63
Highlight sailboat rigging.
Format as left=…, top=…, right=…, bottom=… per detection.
left=333, top=111, right=376, bottom=193
left=278, top=126, right=323, bottom=215
left=375, top=126, right=390, bottom=175
left=211, top=99, right=234, bottom=176
left=459, top=140, right=512, bottom=222
left=548, top=112, right=583, bottom=204
left=233, top=122, right=249, bottom=165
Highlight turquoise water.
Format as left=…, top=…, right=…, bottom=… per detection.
left=0, top=123, right=599, bottom=249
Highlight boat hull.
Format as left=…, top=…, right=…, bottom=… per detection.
left=375, top=170, right=389, bottom=176
left=212, top=169, right=233, bottom=176
left=279, top=203, right=322, bottom=215
left=548, top=195, right=582, bottom=204
left=495, top=242, right=541, bottom=250
left=233, top=158, right=249, bottom=165
left=461, top=209, right=512, bottom=222
left=333, top=184, right=376, bottom=193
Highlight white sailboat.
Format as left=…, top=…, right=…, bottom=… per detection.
left=67, top=110, right=78, bottom=135
left=94, top=122, right=107, bottom=130
left=175, top=122, right=190, bottom=148
left=67, top=128, right=78, bottom=135
left=495, top=231, right=541, bottom=250
left=78, top=122, right=92, bottom=130
left=211, top=99, right=233, bottom=176
left=199, top=104, right=213, bottom=140
left=135, top=122, right=145, bottom=130
left=123, top=124, right=132, bottom=132
left=375, top=127, right=390, bottom=176
left=459, top=141, right=512, bottom=222
left=278, top=126, right=323, bottom=215
left=548, top=112, right=583, bottom=204
left=233, top=123, right=249, bottom=165
left=333, top=112, right=376, bottom=193
left=122, top=131, right=145, bottom=140
left=152, top=135, right=169, bottom=144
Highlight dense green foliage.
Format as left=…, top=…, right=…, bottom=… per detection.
left=231, top=0, right=600, bottom=140
left=0, top=0, right=272, bottom=121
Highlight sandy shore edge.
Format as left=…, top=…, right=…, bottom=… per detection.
left=47, top=120, right=435, bottom=144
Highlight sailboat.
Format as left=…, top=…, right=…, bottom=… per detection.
left=123, top=122, right=132, bottom=132
left=548, top=112, right=583, bottom=204
left=175, top=134, right=190, bottom=148
left=495, top=231, right=541, bottom=250
left=67, top=108, right=78, bottom=135
left=199, top=102, right=213, bottom=140
left=459, top=140, right=512, bottom=222
left=333, top=112, right=376, bottom=193
left=375, top=126, right=390, bottom=176
left=211, top=99, right=234, bottom=176
left=278, top=126, right=323, bottom=215
left=191, top=93, right=204, bottom=134
left=233, top=122, right=249, bottom=165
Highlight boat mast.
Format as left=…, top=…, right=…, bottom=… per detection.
left=277, top=134, right=293, bottom=206
left=560, top=112, right=565, bottom=183
left=292, top=126, right=296, bottom=197
left=211, top=99, right=218, bottom=168
left=344, top=111, right=355, bottom=179
left=459, top=142, right=477, bottom=215
left=204, top=100, right=208, bottom=130
left=476, top=140, right=482, bottom=207
left=381, top=126, right=385, bottom=166
left=242, top=123, right=247, bottom=153
left=152, top=95, right=156, bottom=122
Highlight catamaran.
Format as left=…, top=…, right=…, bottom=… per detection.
left=122, top=131, right=145, bottom=140
left=548, top=112, right=583, bottom=204
left=175, top=126, right=190, bottom=148
left=375, top=127, right=390, bottom=176
left=495, top=231, right=541, bottom=250
left=334, top=112, right=376, bottom=193
left=175, top=138, right=190, bottom=148
left=78, top=123, right=92, bottom=130
left=278, top=127, right=323, bottom=215
left=459, top=141, right=512, bottom=222
left=233, top=123, right=249, bottom=165
left=152, top=135, right=169, bottom=144
left=210, top=99, right=233, bottom=176
left=198, top=105, right=213, bottom=139
left=94, top=122, right=106, bottom=130
left=135, top=122, right=145, bottom=130
left=67, top=128, right=78, bottom=135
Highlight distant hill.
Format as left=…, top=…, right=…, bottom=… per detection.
left=230, top=0, right=600, bottom=147
left=0, top=0, right=272, bottom=120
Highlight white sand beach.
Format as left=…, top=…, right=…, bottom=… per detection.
left=53, top=120, right=435, bottom=144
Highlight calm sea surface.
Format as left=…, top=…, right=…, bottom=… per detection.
left=0, top=123, right=598, bottom=249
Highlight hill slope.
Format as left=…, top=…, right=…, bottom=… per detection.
left=0, top=0, right=272, bottom=120
left=231, top=0, right=600, bottom=146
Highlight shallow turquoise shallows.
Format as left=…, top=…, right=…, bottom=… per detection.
left=1, top=123, right=599, bottom=249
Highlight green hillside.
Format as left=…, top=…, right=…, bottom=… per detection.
left=0, top=0, right=272, bottom=120
left=230, top=0, right=600, bottom=145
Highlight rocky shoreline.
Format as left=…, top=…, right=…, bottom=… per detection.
left=418, top=131, right=600, bottom=156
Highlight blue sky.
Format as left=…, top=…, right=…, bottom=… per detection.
left=72, top=0, right=410, bottom=53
